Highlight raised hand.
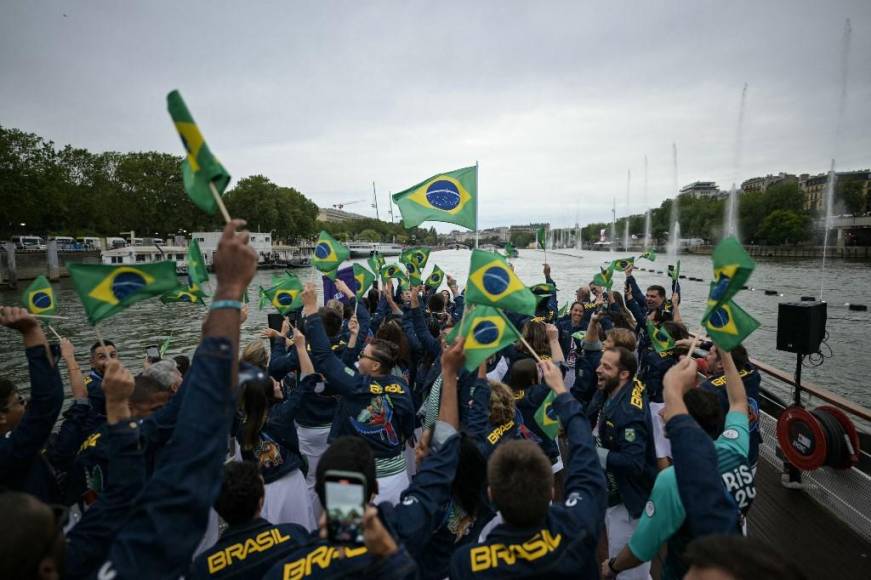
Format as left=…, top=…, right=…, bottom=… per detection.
left=440, top=336, right=466, bottom=376
left=538, top=359, right=567, bottom=394
left=213, top=219, right=257, bottom=297
left=102, top=359, right=135, bottom=424
left=334, top=279, right=353, bottom=298
left=0, top=306, right=39, bottom=334
left=301, top=283, right=318, bottom=316
left=60, top=337, right=75, bottom=360
left=663, top=356, right=698, bottom=398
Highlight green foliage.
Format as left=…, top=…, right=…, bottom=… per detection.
left=224, top=175, right=318, bottom=242
left=510, top=231, right=534, bottom=248
left=838, top=180, right=866, bottom=215
left=318, top=218, right=436, bottom=245
left=358, top=228, right=382, bottom=241
left=757, top=210, right=810, bottom=245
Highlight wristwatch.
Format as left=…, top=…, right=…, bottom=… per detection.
left=608, top=558, right=620, bottom=575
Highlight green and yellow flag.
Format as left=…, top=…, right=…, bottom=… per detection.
left=466, top=249, right=537, bottom=316
left=558, top=302, right=569, bottom=318
left=381, top=263, right=405, bottom=281
left=447, top=305, right=521, bottom=371
left=186, top=239, right=209, bottom=285
left=400, top=247, right=430, bottom=285
left=312, top=231, right=349, bottom=280
left=534, top=391, right=560, bottom=439
left=259, top=273, right=304, bottom=315
left=611, top=257, right=635, bottom=272
left=706, top=236, right=755, bottom=314
left=160, top=282, right=207, bottom=305
left=392, top=166, right=477, bottom=230
left=352, top=264, right=376, bottom=300
left=592, top=263, right=616, bottom=290
left=646, top=320, right=675, bottom=353
left=536, top=227, right=547, bottom=249
left=68, top=262, right=181, bottom=325
left=703, top=297, right=760, bottom=352
left=640, top=249, right=656, bottom=262
left=425, top=265, right=445, bottom=290
left=368, top=252, right=385, bottom=279
left=22, top=275, right=56, bottom=316
left=504, top=242, right=518, bottom=258
left=159, top=334, right=173, bottom=357
left=166, top=90, right=231, bottom=215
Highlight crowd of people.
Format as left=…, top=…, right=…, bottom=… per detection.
left=0, top=220, right=806, bottom=579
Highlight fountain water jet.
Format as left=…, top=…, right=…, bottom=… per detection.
left=624, top=169, right=631, bottom=251
left=725, top=83, right=748, bottom=240
left=669, top=143, right=680, bottom=262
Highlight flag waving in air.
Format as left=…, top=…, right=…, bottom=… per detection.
left=446, top=305, right=521, bottom=371
left=166, top=90, right=231, bottom=215
left=392, top=166, right=477, bottom=230
left=22, top=275, right=56, bottom=316
left=466, top=249, right=537, bottom=316
left=639, top=249, right=656, bottom=262
left=534, top=391, right=560, bottom=439
left=592, top=262, right=616, bottom=290
left=352, top=264, right=376, bottom=300
left=425, top=265, right=445, bottom=290
left=707, top=236, right=755, bottom=314
left=703, top=297, right=760, bottom=352
left=611, top=257, right=635, bottom=272
left=400, top=247, right=430, bottom=285
left=646, top=320, right=675, bottom=353
left=381, top=263, right=405, bottom=281
left=160, top=282, right=207, bottom=305
left=259, top=273, right=304, bottom=315
left=312, top=231, right=350, bottom=279
left=368, top=252, right=385, bottom=281
left=68, top=262, right=180, bottom=325
left=536, top=227, right=547, bottom=249
left=186, top=239, right=209, bottom=285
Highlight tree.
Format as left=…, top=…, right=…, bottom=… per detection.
left=223, top=175, right=318, bottom=242
left=510, top=231, right=534, bottom=248
left=357, top=228, right=382, bottom=242
left=757, top=210, right=810, bottom=245
left=838, top=180, right=866, bottom=215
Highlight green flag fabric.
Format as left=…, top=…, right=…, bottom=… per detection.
left=446, top=305, right=522, bottom=371
left=159, top=334, right=173, bottom=357
left=392, top=166, right=477, bottom=230
left=166, top=90, right=231, bottom=215
left=425, top=265, right=445, bottom=290
left=186, top=239, right=209, bottom=285
left=571, top=330, right=586, bottom=341
left=703, top=298, right=760, bottom=352
left=504, top=242, right=518, bottom=258
left=706, top=236, right=755, bottom=314
left=400, top=248, right=429, bottom=285
left=312, top=231, right=350, bottom=279
left=352, top=264, right=376, bottom=300
left=558, top=302, right=569, bottom=318
left=22, top=275, right=56, bottom=316
left=592, top=263, right=616, bottom=290
left=536, top=227, right=547, bottom=249
left=640, top=249, right=656, bottom=262
left=611, top=257, right=635, bottom=272
left=669, top=260, right=681, bottom=282
left=534, top=391, right=560, bottom=439
left=465, top=249, right=537, bottom=316
left=381, top=263, right=405, bottom=281
left=260, top=273, right=304, bottom=315
left=646, top=320, right=675, bottom=353
left=160, top=282, right=207, bottom=305
left=69, top=262, right=181, bottom=325
left=368, top=252, right=386, bottom=282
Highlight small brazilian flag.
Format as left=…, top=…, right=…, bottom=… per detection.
left=368, top=252, right=386, bottom=281
left=558, top=302, right=569, bottom=318
left=186, top=239, right=209, bottom=285
left=260, top=273, right=304, bottom=315
left=446, top=305, right=521, bottom=371
left=159, top=334, right=173, bottom=357
left=167, top=90, right=231, bottom=215
left=312, top=231, right=349, bottom=280
left=392, top=166, right=477, bottom=230
left=534, top=391, right=560, bottom=439
left=611, top=257, right=635, bottom=272
left=640, top=249, right=656, bottom=262
left=702, top=296, right=759, bottom=352
left=669, top=260, right=681, bottom=282
left=381, top=263, right=405, bottom=281
left=646, top=320, right=675, bottom=353
left=425, top=265, right=445, bottom=290
left=160, top=282, right=207, bottom=306
left=68, top=262, right=181, bottom=325
left=536, top=227, right=547, bottom=249
left=592, top=263, right=615, bottom=290
left=22, top=275, right=56, bottom=316
left=707, top=237, right=755, bottom=314
left=504, top=242, right=518, bottom=258
left=466, top=249, right=537, bottom=316
left=352, top=264, right=376, bottom=300
left=400, top=247, right=430, bottom=285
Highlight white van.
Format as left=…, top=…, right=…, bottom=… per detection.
left=49, top=236, right=76, bottom=249
left=12, top=235, right=46, bottom=250
left=78, top=237, right=102, bottom=249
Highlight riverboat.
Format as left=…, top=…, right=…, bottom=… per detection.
left=347, top=242, right=403, bottom=258
left=101, top=245, right=189, bottom=274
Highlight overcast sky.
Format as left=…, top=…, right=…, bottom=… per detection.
left=2, top=1, right=869, bottom=231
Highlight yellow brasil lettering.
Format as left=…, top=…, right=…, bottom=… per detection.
left=487, top=420, right=515, bottom=445
left=369, top=383, right=405, bottom=395
left=710, top=369, right=751, bottom=387
left=207, top=528, right=291, bottom=574
left=469, top=530, right=562, bottom=572
left=630, top=379, right=645, bottom=410
left=282, top=545, right=368, bottom=580
left=78, top=432, right=101, bottom=453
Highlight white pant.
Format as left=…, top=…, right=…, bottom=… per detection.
left=297, top=425, right=331, bottom=519
left=606, top=504, right=651, bottom=580
left=373, top=470, right=410, bottom=506
left=262, top=468, right=317, bottom=531
left=649, top=402, right=671, bottom=460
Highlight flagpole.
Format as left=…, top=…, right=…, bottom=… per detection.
left=517, top=334, right=543, bottom=363
left=33, top=314, right=69, bottom=320
left=209, top=181, right=232, bottom=224
left=474, top=160, right=479, bottom=249
left=94, top=325, right=108, bottom=352
left=47, top=325, right=62, bottom=341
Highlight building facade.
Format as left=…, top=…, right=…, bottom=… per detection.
left=317, top=207, right=370, bottom=223
left=679, top=181, right=721, bottom=198
left=741, top=173, right=798, bottom=194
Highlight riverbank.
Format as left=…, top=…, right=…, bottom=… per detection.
left=685, top=244, right=871, bottom=259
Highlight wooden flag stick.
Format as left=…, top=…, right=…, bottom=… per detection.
left=33, top=314, right=69, bottom=320
left=209, top=181, right=232, bottom=224
left=47, top=325, right=62, bottom=341
left=94, top=325, right=108, bottom=352
left=518, top=334, right=543, bottom=364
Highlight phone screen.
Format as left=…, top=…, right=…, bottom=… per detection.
left=146, top=346, right=160, bottom=361
left=267, top=313, right=285, bottom=332
left=325, top=479, right=365, bottom=545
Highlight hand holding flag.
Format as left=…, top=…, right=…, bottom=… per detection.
left=312, top=231, right=350, bottom=280
left=465, top=249, right=537, bottom=316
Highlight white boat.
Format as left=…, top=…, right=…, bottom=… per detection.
left=101, top=245, right=188, bottom=274
left=347, top=242, right=403, bottom=258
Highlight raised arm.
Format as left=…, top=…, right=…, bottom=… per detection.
left=293, top=326, right=315, bottom=378
left=720, top=349, right=748, bottom=415
left=61, top=337, right=88, bottom=400
left=301, top=283, right=361, bottom=395
left=409, top=290, right=441, bottom=357
left=545, top=323, right=565, bottom=364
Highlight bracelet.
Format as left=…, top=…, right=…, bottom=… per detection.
left=608, top=558, right=619, bottom=575
left=210, top=299, right=243, bottom=311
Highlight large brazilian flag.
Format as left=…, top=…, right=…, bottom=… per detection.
left=312, top=231, right=350, bottom=279
left=447, top=305, right=521, bottom=371
left=167, top=90, right=231, bottom=215
left=392, top=166, right=477, bottom=230
left=68, top=262, right=181, bottom=325
left=703, top=297, right=759, bottom=352
left=22, top=275, right=56, bottom=316
left=465, top=249, right=537, bottom=316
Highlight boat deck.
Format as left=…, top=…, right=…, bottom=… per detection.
left=749, top=458, right=871, bottom=579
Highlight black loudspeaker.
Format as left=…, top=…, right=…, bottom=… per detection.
left=776, top=301, right=827, bottom=355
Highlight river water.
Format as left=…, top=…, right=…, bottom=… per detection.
left=2, top=249, right=870, bottom=409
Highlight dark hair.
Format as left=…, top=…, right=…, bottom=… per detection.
left=374, top=321, right=409, bottom=367
left=367, top=338, right=401, bottom=374
left=0, top=492, right=59, bottom=579
left=646, top=285, right=666, bottom=299
left=684, top=535, right=808, bottom=580
left=129, top=374, right=170, bottom=406
left=684, top=389, right=725, bottom=439
left=237, top=367, right=275, bottom=451
left=508, top=358, right=538, bottom=392
left=90, top=340, right=116, bottom=355
left=342, top=301, right=353, bottom=321
left=173, top=355, right=191, bottom=377
left=606, top=328, right=637, bottom=350
left=367, top=288, right=379, bottom=315
left=521, top=319, right=551, bottom=358
left=320, top=307, right=344, bottom=338
left=428, top=292, right=445, bottom=313
left=606, top=346, right=638, bottom=378
left=663, top=320, right=690, bottom=341
left=316, top=437, right=377, bottom=505
left=215, top=461, right=264, bottom=526
left=453, top=434, right=487, bottom=517
left=730, top=344, right=750, bottom=370
left=0, top=377, right=16, bottom=403
left=488, top=440, right=553, bottom=527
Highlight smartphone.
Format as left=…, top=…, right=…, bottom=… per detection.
left=324, top=470, right=367, bottom=545
left=145, top=345, right=161, bottom=363
left=267, top=313, right=285, bottom=332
